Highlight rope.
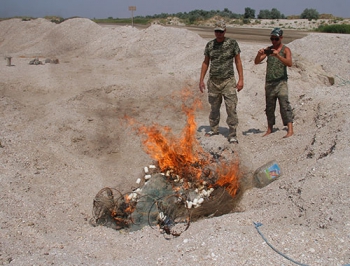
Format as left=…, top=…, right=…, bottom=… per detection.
left=253, top=222, right=309, bottom=266
left=254, top=222, right=350, bottom=266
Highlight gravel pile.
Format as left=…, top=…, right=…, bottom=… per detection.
left=0, top=18, right=349, bottom=266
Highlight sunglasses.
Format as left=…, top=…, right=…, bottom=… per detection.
left=215, top=30, right=224, bottom=33
left=270, top=37, right=280, bottom=41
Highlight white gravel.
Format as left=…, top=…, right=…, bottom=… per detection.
left=0, top=18, right=350, bottom=266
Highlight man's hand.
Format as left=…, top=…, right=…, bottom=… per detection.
left=199, top=81, right=206, bottom=93
left=271, top=50, right=279, bottom=57
left=258, top=48, right=265, bottom=55
left=255, top=48, right=267, bottom=64
left=236, top=79, right=244, bottom=92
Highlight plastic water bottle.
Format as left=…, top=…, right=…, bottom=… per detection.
left=254, top=160, right=281, bottom=188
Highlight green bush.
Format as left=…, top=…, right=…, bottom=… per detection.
left=301, top=8, right=319, bottom=20
left=316, top=24, right=350, bottom=34
left=51, top=17, right=65, bottom=24
left=242, top=18, right=251, bottom=24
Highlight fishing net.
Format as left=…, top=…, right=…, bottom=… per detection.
left=91, top=163, right=243, bottom=237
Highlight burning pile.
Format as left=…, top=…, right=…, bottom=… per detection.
left=91, top=88, right=243, bottom=237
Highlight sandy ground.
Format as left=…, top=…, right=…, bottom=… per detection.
left=0, top=18, right=350, bottom=265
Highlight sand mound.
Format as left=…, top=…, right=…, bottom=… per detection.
left=1, top=18, right=350, bottom=265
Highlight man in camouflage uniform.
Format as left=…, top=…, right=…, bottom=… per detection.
left=199, top=21, right=244, bottom=144
left=254, top=28, right=294, bottom=138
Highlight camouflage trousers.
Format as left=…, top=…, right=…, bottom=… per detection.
left=265, top=80, right=293, bottom=126
left=207, top=77, right=238, bottom=138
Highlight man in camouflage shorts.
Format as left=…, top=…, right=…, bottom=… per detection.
left=199, top=21, right=244, bottom=144
left=254, top=27, right=294, bottom=138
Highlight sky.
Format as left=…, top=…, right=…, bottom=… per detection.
left=1, top=0, right=350, bottom=19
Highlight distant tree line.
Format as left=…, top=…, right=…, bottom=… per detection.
left=89, top=7, right=344, bottom=26
left=141, top=8, right=242, bottom=24
left=257, top=8, right=285, bottom=19
left=13, top=6, right=347, bottom=33
left=132, top=7, right=321, bottom=21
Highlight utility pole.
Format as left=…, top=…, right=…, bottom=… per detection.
left=128, top=6, right=136, bottom=27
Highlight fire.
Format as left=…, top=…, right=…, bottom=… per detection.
left=215, top=161, right=240, bottom=197
left=138, top=98, right=210, bottom=181
left=91, top=88, right=243, bottom=234
left=124, top=195, right=136, bottom=215
left=135, top=87, right=241, bottom=198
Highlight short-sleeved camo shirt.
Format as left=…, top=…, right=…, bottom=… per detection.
left=204, top=37, right=241, bottom=80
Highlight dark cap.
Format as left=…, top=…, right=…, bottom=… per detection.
left=270, top=27, right=283, bottom=37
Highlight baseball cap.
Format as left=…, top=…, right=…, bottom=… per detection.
left=214, top=20, right=226, bottom=31
left=270, top=27, right=283, bottom=37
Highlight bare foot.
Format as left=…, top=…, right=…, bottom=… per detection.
left=262, top=131, right=271, bottom=137
left=262, top=126, right=273, bottom=137
left=283, top=132, right=293, bottom=138
left=283, top=123, right=294, bottom=138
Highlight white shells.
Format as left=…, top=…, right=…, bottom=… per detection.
left=158, top=212, right=166, bottom=221
left=186, top=201, right=193, bottom=209
left=185, top=197, right=204, bottom=209
left=200, top=187, right=214, bottom=197
left=173, top=175, right=180, bottom=182
left=128, top=192, right=138, bottom=201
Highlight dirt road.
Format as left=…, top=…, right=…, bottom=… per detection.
left=185, top=25, right=308, bottom=43
left=100, top=23, right=309, bottom=43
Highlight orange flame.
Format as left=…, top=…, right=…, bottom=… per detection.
left=138, top=97, right=210, bottom=180
left=123, top=195, right=136, bottom=215
left=215, top=161, right=240, bottom=197
left=134, top=87, right=241, bottom=198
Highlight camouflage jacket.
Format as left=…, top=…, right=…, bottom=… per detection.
left=204, top=37, right=241, bottom=80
